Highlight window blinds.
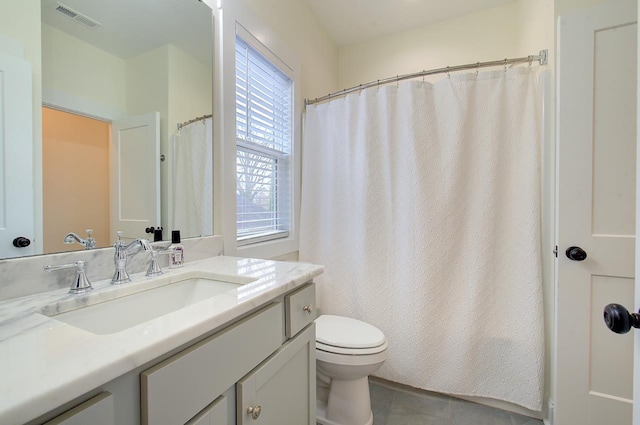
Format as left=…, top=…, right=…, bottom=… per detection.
left=235, top=35, right=292, bottom=244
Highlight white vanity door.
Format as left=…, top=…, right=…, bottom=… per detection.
left=237, top=324, right=316, bottom=425
left=0, top=52, right=35, bottom=258
left=186, top=396, right=228, bottom=425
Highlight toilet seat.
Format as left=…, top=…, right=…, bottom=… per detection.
left=315, top=315, right=387, bottom=355
left=316, top=340, right=388, bottom=356
left=316, top=343, right=388, bottom=368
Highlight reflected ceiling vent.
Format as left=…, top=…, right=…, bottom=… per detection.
left=54, top=2, right=102, bottom=29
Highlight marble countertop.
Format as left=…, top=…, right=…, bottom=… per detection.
left=0, top=256, right=323, bottom=425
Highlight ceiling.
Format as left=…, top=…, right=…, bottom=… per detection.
left=41, top=0, right=517, bottom=63
left=41, top=0, right=212, bottom=64
left=305, top=0, right=516, bottom=47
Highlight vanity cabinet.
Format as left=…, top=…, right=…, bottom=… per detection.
left=235, top=283, right=317, bottom=425
left=141, top=303, right=284, bottom=425
left=43, top=392, right=114, bottom=425
left=237, top=324, right=315, bottom=424
left=142, top=281, right=317, bottom=425
left=29, top=282, right=316, bottom=425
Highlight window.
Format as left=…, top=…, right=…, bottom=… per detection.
left=235, top=33, right=293, bottom=245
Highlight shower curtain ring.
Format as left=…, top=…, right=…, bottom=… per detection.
left=504, top=58, right=508, bottom=73
left=446, top=66, right=451, bottom=79
left=528, top=55, right=533, bottom=68
left=476, top=62, right=480, bottom=76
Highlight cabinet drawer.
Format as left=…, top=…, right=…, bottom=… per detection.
left=285, top=283, right=315, bottom=338
left=44, top=392, right=114, bottom=425
left=141, top=303, right=283, bottom=425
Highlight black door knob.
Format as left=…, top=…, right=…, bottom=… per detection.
left=566, top=246, right=587, bottom=261
left=603, top=304, right=640, bottom=334
left=12, top=237, right=31, bottom=248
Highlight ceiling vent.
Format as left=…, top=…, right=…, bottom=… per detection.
left=54, top=3, right=102, bottom=29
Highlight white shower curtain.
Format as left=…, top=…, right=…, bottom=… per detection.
left=300, top=68, right=544, bottom=411
left=172, top=118, right=213, bottom=238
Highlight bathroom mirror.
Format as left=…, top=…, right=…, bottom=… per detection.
left=14, top=0, right=213, bottom=259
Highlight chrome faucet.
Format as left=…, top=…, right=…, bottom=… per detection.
left=45, top=260, right=93, bottom=294
left=112, top=231, right=151, bottom=284
left=64, top=229, right=96, bottom=250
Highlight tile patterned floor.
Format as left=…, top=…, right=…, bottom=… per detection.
left=369, top=378, right=544, bottom=425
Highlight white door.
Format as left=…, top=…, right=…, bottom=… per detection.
left=110, top=112, right=161, bottom=243
left=634, top=3, right=640, bottom=425
left=556, top=1, right=637, bottom=424
left=0, top=52, right=36, bottom=258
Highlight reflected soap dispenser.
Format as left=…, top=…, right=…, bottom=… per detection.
left=169, top=230, right=184, bottom=268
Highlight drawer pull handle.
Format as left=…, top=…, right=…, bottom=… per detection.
left=247, top=405, right=262, bottom=420
left=303, top=304, right=313, bottom=315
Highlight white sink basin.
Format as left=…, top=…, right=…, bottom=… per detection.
left=42, top=272, right=248, bottom=335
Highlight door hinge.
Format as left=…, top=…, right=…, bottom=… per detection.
left=553, top=245, right=558, bottom=257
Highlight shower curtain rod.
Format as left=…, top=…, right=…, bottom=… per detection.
left=305, top=49, right=548, bottom=106
left=177, top=114, right=213, bottom=130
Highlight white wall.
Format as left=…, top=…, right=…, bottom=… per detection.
left=243, top=0, right=339, bottom=100
left=555, top=0, right=615, bottom=16
left=42, top=24, right=127, bottom=118
left=126, top=46, right=170, bottom=118
left=338, top=1, right=552, bottom=89
left=168, top=45, right=212, bottom=126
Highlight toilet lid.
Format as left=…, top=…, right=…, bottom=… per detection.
left=315, top=315, right=386, bottom=349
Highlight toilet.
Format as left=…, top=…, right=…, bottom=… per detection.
left=315, top=315, right=388, bottom=425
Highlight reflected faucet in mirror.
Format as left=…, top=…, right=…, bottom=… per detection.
left=63, top=229, right=96, bottom=250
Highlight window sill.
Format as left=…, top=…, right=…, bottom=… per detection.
left=237, top=230, right=289, bottom=247
left=228, top=232, right=299, bottom=260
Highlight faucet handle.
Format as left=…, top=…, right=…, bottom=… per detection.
left=45, top=260, right=93, bottom=294
left=146, top=248, right=171, bottom=277
left=146, top=249, right=163, bottom=277
left=84, top=229, right=96, bottom=250
left=114, top=230, right=125, bottom=248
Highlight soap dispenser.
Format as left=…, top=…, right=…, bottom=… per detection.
left=169, top=230, right=184, bottom=268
